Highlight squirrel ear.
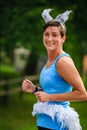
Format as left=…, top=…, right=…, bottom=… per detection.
left=55, top=10, right=73, bottom=25
left=41, top=8, right=53, bottom=23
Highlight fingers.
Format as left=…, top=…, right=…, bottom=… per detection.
left=34, top=92, right=45, bottom=102
left=34, top=92, right=42, bottom=101
left=22, top=79, right=28, bottom=89
left=21, top=79, right=34, bottom=93
left=34, top=92, right=51, bottom=102
left=22, top=80, right=29, bottom=91
left=22, top=79, right=32, bottom=88
left=34, top=92, right=41, bottom=97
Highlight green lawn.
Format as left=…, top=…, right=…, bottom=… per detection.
left=0, top=93, right=37, bottom=130
left=0, top=93, right=87, bottom=130
left=71, top=101, right=87, bottom=130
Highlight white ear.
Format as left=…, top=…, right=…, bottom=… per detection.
left=55, top=10, right=72, bottom=24
left=41, top=8, right=53, bottom=23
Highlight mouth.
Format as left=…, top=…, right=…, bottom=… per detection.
left=47, top=42, right=55, bottom=46
left=45, top=43, right=55, bottom=50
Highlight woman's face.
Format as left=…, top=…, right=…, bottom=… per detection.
left=43, top=26, right=65, bottom=51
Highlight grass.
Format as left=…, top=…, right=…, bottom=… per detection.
left=71, top=101, right=87, bottom=130
left=0, top=93, right=87, bottom=130
left=0, top=93, right=37, bottom=130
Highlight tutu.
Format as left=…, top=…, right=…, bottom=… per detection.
left=32, top=102, right=82, bottom=130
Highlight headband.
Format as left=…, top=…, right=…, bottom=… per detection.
left=41, top=8, right=72, bottom=25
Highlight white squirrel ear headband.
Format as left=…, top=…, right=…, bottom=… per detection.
left=41, top=8, right=72, bottom=26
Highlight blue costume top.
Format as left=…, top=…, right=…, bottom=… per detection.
left=39, top=53, right=72, bottom=107
left=32, top=53, right=82, bottom=130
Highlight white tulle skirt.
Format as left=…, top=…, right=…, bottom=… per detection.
left=32, top=102, right=82, bottom=130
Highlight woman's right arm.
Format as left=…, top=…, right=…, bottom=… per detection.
left=22, top=79, right=42, bottom=94
left=22, top=79, right=35, bottom=93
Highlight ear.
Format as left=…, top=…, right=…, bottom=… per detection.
left=62, top=35, right=66, bottom=44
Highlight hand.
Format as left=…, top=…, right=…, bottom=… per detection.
left=34, top=91, right=51, bottom=102
left=22, top=79, right=35, bottom=93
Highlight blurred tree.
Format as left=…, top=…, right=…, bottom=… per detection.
left=0, top=0, right=87, bottom=74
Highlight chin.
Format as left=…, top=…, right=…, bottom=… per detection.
left=47, top=47, right=56, bottom=51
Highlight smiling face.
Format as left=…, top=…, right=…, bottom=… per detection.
left=43, top=26, right=66, bottom=51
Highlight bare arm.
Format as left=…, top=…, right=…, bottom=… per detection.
left=35, top=57, right=87, bottom=102
left=22, top=79, right=42, bottom=94
left=22, top=79, right=35, bottom=93
left=54, top=56, right=87, bottom=101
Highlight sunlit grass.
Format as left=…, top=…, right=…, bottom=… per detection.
left=0, top=93, right=37, bottom=130
left=0, top=93, right=87, bottom=130
left=71, top=101, right=87, bottom=130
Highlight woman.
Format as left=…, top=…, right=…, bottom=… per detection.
left=22, top=9, right=87, bottom=130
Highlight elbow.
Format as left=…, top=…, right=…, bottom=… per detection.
left=74, top=90, right=87, bottom=101
left=84, top=92, right=87, bottom=100
left=80, top=92, right=87, bottom=101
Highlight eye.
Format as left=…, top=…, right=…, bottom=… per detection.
left=44, top=33, right=49, bottom=36
left=52, top=33, right=58, bottom=37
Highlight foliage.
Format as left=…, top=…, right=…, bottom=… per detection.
left=0, top=94, right=37, bottom=130
left=0, top=0, right=87, bottom=73
left=0, top=93, right=87, bottom=130
left=0, top=64, right=21, bottom=79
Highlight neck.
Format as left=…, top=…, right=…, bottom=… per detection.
left=47, top=49, right=64, bottom=61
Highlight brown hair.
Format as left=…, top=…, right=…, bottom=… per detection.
left=43, top=21, right=66, bottom=37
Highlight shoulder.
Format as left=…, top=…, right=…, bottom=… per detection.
left=56, top=56, right=77, bottom=79
left=56, top=55, right=74, bottom=67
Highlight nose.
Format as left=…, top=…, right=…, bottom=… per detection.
left=48, top=35, right=53, bottom=41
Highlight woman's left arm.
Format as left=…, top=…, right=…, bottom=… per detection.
left=35, top=57, right=87, bottom=102
left=50, top=56, right=87, bottom=102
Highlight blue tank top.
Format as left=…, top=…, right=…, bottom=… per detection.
left=39, top=53, right=72, bottom=107
left=36, top=53, right=73, bottom=129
